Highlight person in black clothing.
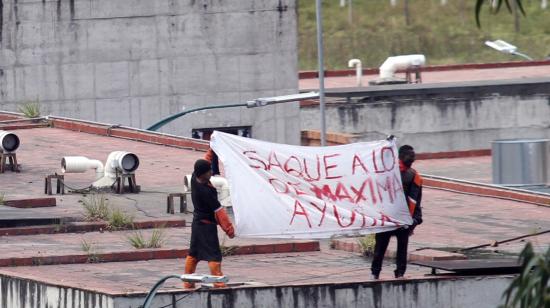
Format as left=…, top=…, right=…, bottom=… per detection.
left=184, top=159, right=235, bottom=288
left=371, top=144, right=423, bottom=279
left=205, top=148, right=220, bottom=176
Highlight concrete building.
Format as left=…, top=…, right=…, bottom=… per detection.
left=0, top=112, right=548, bottom=307
left=300, top=62, right=550, bottom=153
left=0, top=0, right=300, bottom=144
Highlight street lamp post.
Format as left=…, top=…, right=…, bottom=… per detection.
left=485, top=40, right=533, bottom=61
left=316, top=0, right=327, bottom=146
left=146, top=92, right=319, bottom=132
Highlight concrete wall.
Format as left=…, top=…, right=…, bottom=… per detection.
left=0, top=0, right=300, bottom=144
left=0, top=274, right=515, bottom=308
left=301, top=78, right=550, bottom=152
left=0, top=276, right=114, bottom=308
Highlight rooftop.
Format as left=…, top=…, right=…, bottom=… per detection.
left=299, top=61, right=550, bottom=90
left=0, top=111, right=548, bottom=306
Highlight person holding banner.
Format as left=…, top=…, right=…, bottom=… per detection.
left=371, top=145, right=423, bottom=279
left=183, top=159, right=235, bottom=289
left=204, top=148, right=221, bottom=176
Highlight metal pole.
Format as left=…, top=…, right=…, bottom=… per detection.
left=512, top=51, right=533, bottom=61
left=315, top=0, right=327, bottom=146
left=146, top=103, right=247, bottom=131
left=348, top=0, right=352, bottom=25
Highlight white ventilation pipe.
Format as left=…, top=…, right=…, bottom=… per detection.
left=348, top=59, right=363, bottom=87
left=93, top=151, right=140, bottom=188
left=183, top=174, right=232, bottom=208
left=379, top=54, right=426, bottom=79
left=0, top=130, right=20, bottom=153
left=61, top=156, right=104, bottom=180
left=210, top=176, right=231, bottom=207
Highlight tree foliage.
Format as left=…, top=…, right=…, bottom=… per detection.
left=476, top=0, right=526, bottom=27
left=500, top=243, right=550, bottom=308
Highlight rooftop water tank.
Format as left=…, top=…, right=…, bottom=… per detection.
left=492, top=139, right=549, bottom=186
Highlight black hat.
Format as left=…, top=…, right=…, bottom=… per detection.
left=398, top=145, right=414, bottom=159
left=194, top=159, right=211, bottom=177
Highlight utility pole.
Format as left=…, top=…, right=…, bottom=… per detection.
left=348, top=0, right=353, bottom=25
left=404, top=0, right=411, bottom=26
left=315, top=0, right=327, bottom=146
left=512, top=0, right=520, bottom=33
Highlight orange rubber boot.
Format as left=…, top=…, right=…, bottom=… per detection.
left=183, top=255, right=199, bottom=289
left=208, top=261, right=226, bottom=288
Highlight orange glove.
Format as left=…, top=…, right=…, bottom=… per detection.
left=215, top=208, right=235, bottom=238
left=205, top=148, right=214, bottom=163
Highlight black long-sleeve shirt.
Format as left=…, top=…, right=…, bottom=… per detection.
left=401, top=167, right=423, bottom=226
left=191, top=174, right=223, bottom=223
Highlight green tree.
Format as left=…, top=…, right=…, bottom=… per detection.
left=500, top=243, right=550, bottom=308
left=475, top=0, right=525, bottom=28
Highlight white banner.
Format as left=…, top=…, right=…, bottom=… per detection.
left=211, top=132, right=412, bottom=239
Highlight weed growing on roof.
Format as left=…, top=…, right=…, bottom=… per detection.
left=127, top=231, right=146, bottom=249
left=220, top=237, right=238, bottom=257
left=81, top=239, right=100, bottom=263
left=17, top=100, right=41, bottom=118
left=0, top=193, right=5, bottom=205
left=82, top=194, right=135, bottom=230
left=82, top=194, right=110, bottom=221
left=357, top=234, right=376, bottom=257
left=108, top=207, right=134, bottom=230
left=127, top=228, right=167, bottom=249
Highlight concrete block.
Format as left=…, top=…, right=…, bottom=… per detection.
left=134, top=96, right=172, bottom=130
left=214, top=55, right=241, bottom=92
left=170, top=56, right=207, bottom=95
left=195, top=91, right=243, bottom=128
left=239, top=53, right=275, bottom=92
left=158, top=59, right=173, bottom=96
left=95, top=98, right=132, bottom=125
left=274, top=51, right=299, bottom=90
left=13, top=65, right=61, bottom=102
left=62, top=63, right=95, bottom=100
left=41, top=99, right=95, bottom=120
left=129, top=60, right=160, bottom=97
left=94, top=62, right=130, bottom=98
left=128, top=97, right=143, bottom=128
left=206, top=12, right=275, bottom=54
left=156, top=14, right=211, bottom=58
left=516, top=97, right=550, bottom=127
left=0, top=68, right=16, bottom=102
left=13, top=1, right=58, bottom=23
left=0, top=50, right=17, bottom=68
left=119, top=18, right=158, bottom=61
left=87, top=0, right=170, bottom=20
left=86, top=19, right=133, bottom=63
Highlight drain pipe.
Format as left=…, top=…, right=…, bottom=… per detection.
left=61, top=156, right=105, bottom=180
left=348, top=59, right=362, bottom=87
left=379, top=54, right=426, bottom=79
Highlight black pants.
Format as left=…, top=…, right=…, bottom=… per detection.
left=371, top=228, right=409, bottom=277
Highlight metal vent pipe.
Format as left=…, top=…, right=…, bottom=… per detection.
left=492, top=139, right=549, bottom=186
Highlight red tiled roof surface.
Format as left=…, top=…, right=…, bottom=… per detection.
left=299, top=62, right=550, bottom=90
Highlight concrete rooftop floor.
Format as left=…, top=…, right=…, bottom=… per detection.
left=0, top=124, right=548, bottom=301
left=0, top=127, right=204, bottom=221
left=299, top=64, right=550, bottom=90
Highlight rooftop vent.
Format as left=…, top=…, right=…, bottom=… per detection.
left=0, top=130, right=20, bottom=153
left=370, top=54, right=425, bottom=85
left=61, top=151, right=140, bottom=189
